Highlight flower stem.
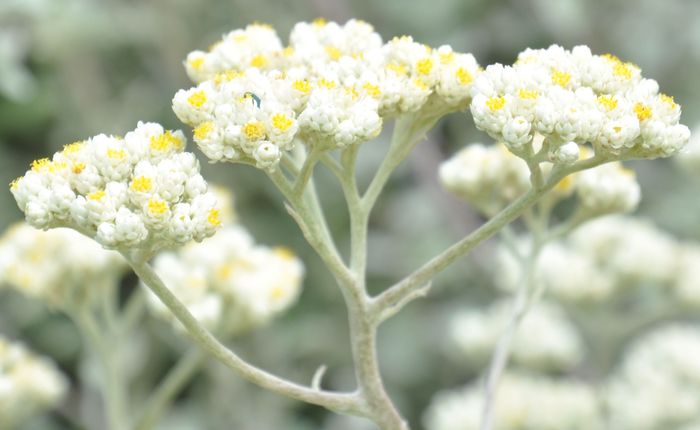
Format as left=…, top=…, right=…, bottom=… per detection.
left=123, top=252, right=365, bottom=416
left=76, top=310, right=129, bottom=430
left=372, top=156, right=607, bottom=315
left=134, top=348, right=206, bottom=430
left=480, top=237, right=543, bottom=430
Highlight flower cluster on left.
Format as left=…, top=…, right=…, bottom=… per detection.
left=10, top=122, right=220, bottom=251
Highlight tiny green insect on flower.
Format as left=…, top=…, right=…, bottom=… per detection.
left=243, top=92, right=261, bottom=108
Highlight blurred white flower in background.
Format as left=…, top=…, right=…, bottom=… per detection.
left=423, top=371, right=602, bottom=430
left=606, top=325, right=700, bottom=430
left=0, top=335, right=67, bottom=429
left=495, top=215, right=687, bottom=304
left=677, top=124, right=700, bottom=173
left=448, top=299, right=583, bottom=371
left=0, top=223, right=126, bottom=310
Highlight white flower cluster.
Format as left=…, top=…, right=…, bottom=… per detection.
left=496, top=216, right=683, bottom=303
left=0, top=336, right=67, bottom=429
left=606, top=325, right=700, bottom=430
left=10, top=122, right=221, bottom=251
left=439, top=143, right=530, bottom=215
left=677, top=123, right=700, bottom=173
left=424, top=372, right=601, bottom=430
left=173, top=19, right=481, bottom=169
left=574, top=161, right=640, bottom=215
left=449, top=299, right=583, bottom=371
left=147, top=188, right=303, bottom=334
left=439, top=142, right=640, bottom=216
left=0, top=223, right=126, bottom=309
left=470, top=45, right=690, bottom=160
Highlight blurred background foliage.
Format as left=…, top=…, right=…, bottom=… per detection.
left=1, top=0, right=700, bottom=429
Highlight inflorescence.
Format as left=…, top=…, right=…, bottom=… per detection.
left=173, top=19, right=481, bottom=169
left=10, top=122, right=220, bottom=251
left=470, top=45, right=689, bottom=161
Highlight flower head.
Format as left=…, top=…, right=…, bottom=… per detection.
left=148, top=226, right=304, bottom=335
left=438, top=143, right=530, bottom=215
left=0, top=223, right=126, bottom=309
left=607, top=325, right=700, bottom=430
left=470, top=45, right=689, bottom=160
left=173, top=19, right=481, bottom=170
left=439, top=142, right=641, bottom=216
left=496, top=216, right=680, bottom=303
left=10, top=122, right=220, bottom=251
left=449, top=300, right=583, bottom=371
left=0, top=336, right=67, bottom=428
left=424, top=372, right=601, bottom=430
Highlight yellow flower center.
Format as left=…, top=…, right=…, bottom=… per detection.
left=486, top=96, right=506, bottom=111
left=292, top=79, right=311, bottom=93
left=413, top=78, right=429, bottom=90
left=272, top=113, right=293, bottom=131
left=250, top=54, right=268, bottom=68
left=456, top=67, right=474, bottom=85
left=213, top=70, right=244, bottom=86
left=130, top=176, right=152, bottom=192
left=386, top=63, right=407, bottom=76
left=150, top=131, right=183, bottom=152
left=232, top=33, right=248, bottom=43
left=362, top=83, right=381, bottom=98
left=551, top=69, right=571, bottom=87
left=344, top=86, right=359, bottom=99
left=633, top=103, right=652, bottom=121
left=63, top=141, right=84, bottom=154
left=147, top=198, right=168, bottom=216
left=440, top=51, right=455, bottom=64
left=659, top=94, right=678, bottom=109
left=317, top=79, right=337, bottom=89
left=312, top=17, right=327, bottom=27
left=597, top=95, right=618, bottom=111
left=613, top=62, right=633, bottom=80
left=416, top=58, right=434, bottom=75
left=187, top=91, right=207, bottom=108
left=243, top=121, right=266, bottom=140
left=207, top=208, right=221, bottom=226
left=194, top=122, right=214, bottom=140
left=72, top=162, right=86, bottom=174
left=188, top=57, right=204, bottom=70
left=601, top=53, right=620, bottom=63
left=30, top=158, right=51, bottom=172
left=325, top=45, right=342, bottom=60
left=517, top=89, right=539, bottom=100
left=88, top=190, right=106, bottom=201
left=107, top=148, right=127, bottom=159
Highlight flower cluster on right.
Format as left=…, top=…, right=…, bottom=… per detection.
left=470, top=45, right=689, bottom=161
